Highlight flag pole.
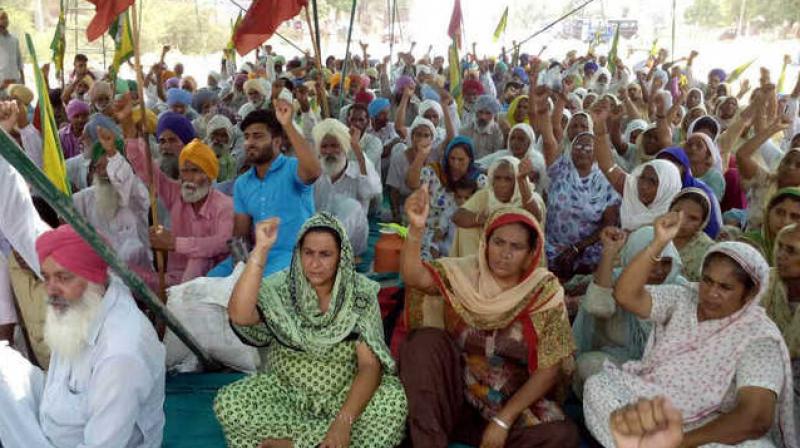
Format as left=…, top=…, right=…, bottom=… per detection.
left=129, top=2, right=168, bottom=306
left=304, top=6, right=330, bottom=119
left=517, top=0, right=597, bottom=47
left=338, top=0, right=358, bottom=110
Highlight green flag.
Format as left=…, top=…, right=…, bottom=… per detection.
left=492, top=6, right=508, bottom=43
left=607, top=25, right=620, bottom=74
left=225, top=12, right=243, bottom=68
left=108, top=10, right=134, bottom=81
left=449, top=40, right=463, bottom=114
left=50, top=0, right=66, bottom=78
left=726, top=58, right=756, bottom=84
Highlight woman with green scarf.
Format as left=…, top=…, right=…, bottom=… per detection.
left=668, top=188, right=715, bottom=282
left=744, top=187, right=800, bottom=262
left=215, top=213, right=407, bottom=448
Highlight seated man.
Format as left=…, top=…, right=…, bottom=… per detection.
left=214, top=101, right=321, bottom=277
left=58, top=99, right=90, bottom=159
left=347, top=103, right=383, bottom=173
left=237, top=79, right=269, bottom=121
left=204, top=114, right=241, bottom=182
left=127, top=135, right=233, bottom=289
left=155, top=112, right=197, bottom=180
left=5, top=84, right=42, bottom=167
left=0, top=224, right=165, bottom=448
left=73, top=123, right=151, bottom=267
left=312, top=118, right=380, bottom=255
left=458, top=94, right=504, bottom=159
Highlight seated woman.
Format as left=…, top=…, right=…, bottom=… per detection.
left=531, top=89, right=620, bottom=280
left=657, top=146, right=723, bottom=238
left=405, top=135, right=487, bottom=259
left=399, top=188, right=580, bottom=448
left=761, top=225, right=800, bottom=421
left=584, top=212, right=796, bottom=448
left=477, top=122, right=548, bottom=194
left=572, top=225, right=685, bottom=394
left=744, top=187, right=800, bottom=262
left=589, top=97, right=683, bottom=233
left=451, top=156, right=543, bottom=257
left=684, top=132, right=726, bottom=201
left=668, top=188, right=716, bottom=281
left=214, top=213, right=407, bottom=448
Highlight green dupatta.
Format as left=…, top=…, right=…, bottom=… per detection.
left=233, top=212, right=395, bottom=371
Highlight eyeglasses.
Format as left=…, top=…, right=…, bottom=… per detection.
left=573, top=143, right=593, bottom=153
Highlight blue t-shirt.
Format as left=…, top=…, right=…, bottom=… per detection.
left=233, top=154, right=315, bottom=276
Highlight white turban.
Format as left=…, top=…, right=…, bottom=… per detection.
left=312, top=118, right=352, bottom=154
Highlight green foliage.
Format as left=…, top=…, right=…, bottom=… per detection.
left=138, top=1, right=227, bottom=55
left=684, top=0, right=725, bottom=27
left=685, top=0, right=800, bottom=28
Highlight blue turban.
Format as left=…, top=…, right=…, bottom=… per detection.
left=584, top=61, right=599, bottom=73
left=367, top=98, right=390, bottom=118
left=495, top=61, right=508, bottom=73
left=420, top=84, right=441, bottom=102
left=84, top=113, right=122, bottom=144
left=192, top=88, right=218, bottom=113
left=166, top=88, right=193, bottom=107
left=512, top=66, right=529, bottom=84
left=709, top=68, right=727, bottom=83
left=157, top=112, right=196, bottom=144
left=474, top=94, right=501, bottom=115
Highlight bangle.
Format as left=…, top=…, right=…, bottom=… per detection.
left=606, top=163, right=619, bottom=175
left=491, top=416, right=511, bottom=431
left=571, top=245, right=580, bottom=254
left=336, top=411, right=356, bottom=426
left=649, top=250, right=663, bottom=264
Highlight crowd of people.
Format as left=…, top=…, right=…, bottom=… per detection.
left=1, top=5, right=800, bottom=447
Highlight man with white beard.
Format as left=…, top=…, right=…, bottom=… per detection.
left=237, top=78, right=270, bottom=121
left=127, top=135, right=233, bottom=290
left=205, top=113, right=241, bottom=182
left=0, top=224, right=165, bottom=448
left=312, top=118, right=381, bottom=254
left=72, top=125, right=151, bottom=267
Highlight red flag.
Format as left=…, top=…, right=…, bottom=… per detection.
left=448, top=0, right=463, bottom=48
left=85, top=0, right=135, bottom=42
left=234, top=0, right=307, bottom=56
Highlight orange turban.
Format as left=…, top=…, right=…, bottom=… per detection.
left=179, top=139, right=219, bottom=180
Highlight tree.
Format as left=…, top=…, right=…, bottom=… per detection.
left=684, top=0, right=726, bottom=27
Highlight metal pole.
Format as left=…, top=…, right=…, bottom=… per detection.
left=338, top=0, right=358, bottom=110
left=671, top=0, right=676, bottom=60
left=517, top=0, right=598, bottom=46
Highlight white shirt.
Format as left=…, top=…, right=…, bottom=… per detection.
left=0, top=132, right=50, bottom=274
left=72, top=154, right=151, bottom=266
left=40, top=279, right=165, bottom=448
left=351, top=132, right=383, bottom=176
left=67, top=154, right=92, bottom=192
left=314, top=158, right=382, bottom=214
left=385, top=145, right=413, bottom=196
left=18, top=124, right=43, bottom=169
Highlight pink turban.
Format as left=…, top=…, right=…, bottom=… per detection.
left=36, top=225, right=109, bottom=284
left=66, top=99, right=90, bottom=120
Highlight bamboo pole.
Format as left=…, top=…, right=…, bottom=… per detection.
left=129, top=3, right=168, bottom=305
left=304, top=6, right=329, bottom=119
left=338, top=0, right=358, bottom=110
left=0, top=130, right=220, bottom=370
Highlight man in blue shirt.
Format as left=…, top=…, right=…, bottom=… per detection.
left=209, top=99, right=321, bottom=277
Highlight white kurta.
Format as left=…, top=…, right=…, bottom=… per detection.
left=314, top=159, right=382, bottom=215
left=0, top=278, right=166, bottom=448
left=72, top=154, right=151, bottom=266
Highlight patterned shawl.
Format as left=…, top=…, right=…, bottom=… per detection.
left=234, top=213, right=395, bottom=371
left=421, top=208, right=571, bottom=372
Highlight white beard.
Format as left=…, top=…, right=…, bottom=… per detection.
left=321, top=153, right=347, bottom=178
left=207, top=140, right=232, bottom=157
left=43, top=283, right=105, bottom=362
left=93, top=175, right=120, bottom=222
left=180, top=181, right=211, bottom=203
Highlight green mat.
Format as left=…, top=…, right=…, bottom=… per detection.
left=163, top=373, right=244, bottom=447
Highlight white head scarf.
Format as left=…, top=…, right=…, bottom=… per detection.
left=486, top=156, right=524, bottom=211
left=688, top=132, right=723, bottom=173
left=418, top=99, right=443, bottom=123
left=407, top=116, right=437, bottom=146
left=206, top=114, right=233, bottom=141
left=621, top=159, right=683, bottom=230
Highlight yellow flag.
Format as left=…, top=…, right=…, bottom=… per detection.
left=26, top=34, right=70, bottom=196
left=493, top=7, right=508, bottom=43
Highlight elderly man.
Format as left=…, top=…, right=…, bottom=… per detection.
left=458, top=94, right=504, bottom=159
left=155, top=111, right=196, bottom=180
left=58, top=99, right=90, bottom=160
left=347, top=103, right=383, bottom=172
left=238, top=78, right=269, bottom=120
left=208, top=101, right=321, bottom=278
left=5, top=84, right=42, bottom=168
left=128, top=135, right=233, bottom=288
left=73, top=124, right=150, bottom=267
left=87, top=80, right=112, bottom=115
left=162, top=87, right=197, bottom=121
left=0, top=224, right=165, bottom=448
left=313, top=118, right=381, bottom=235
left=0, top=9, right=24, bottom=88
left=205, top=114, right=240, bottom=182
